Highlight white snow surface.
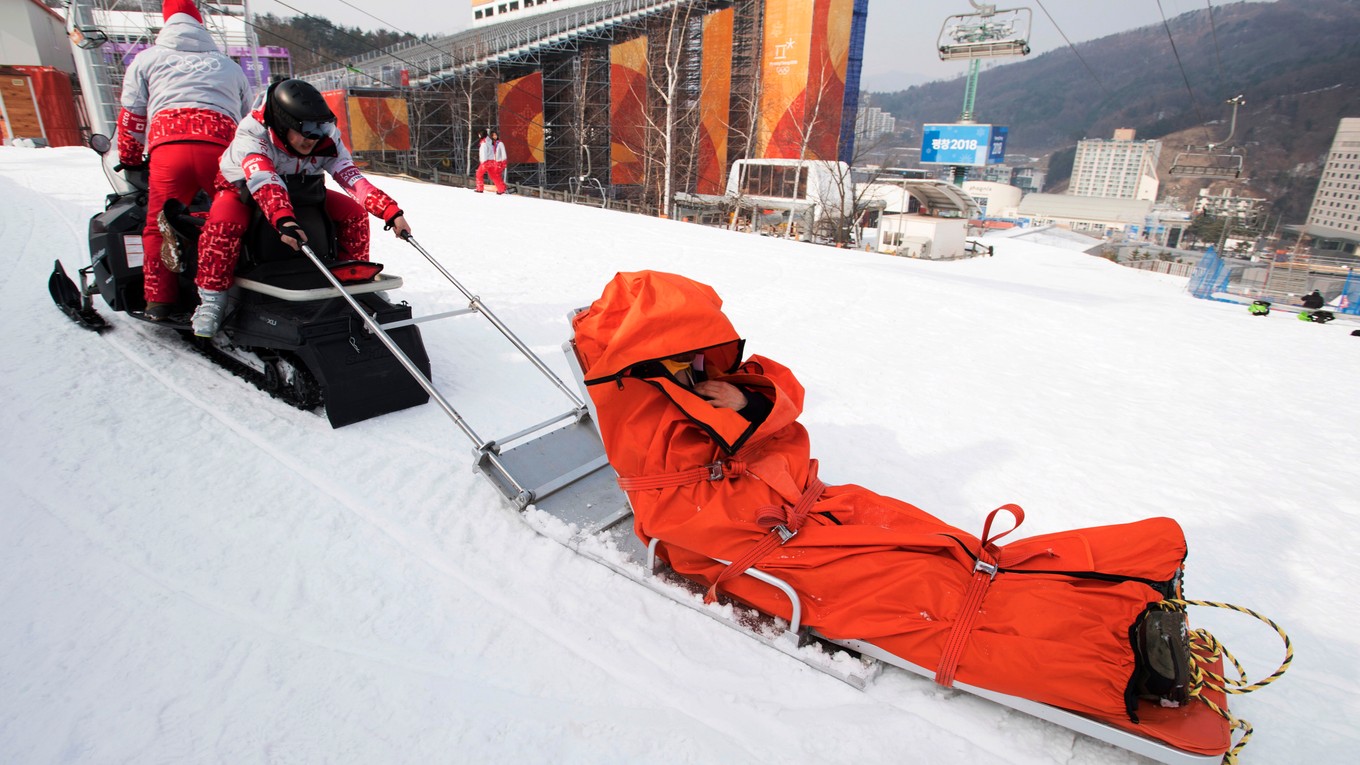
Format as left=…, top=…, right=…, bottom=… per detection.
left=2, top=146, right=1357, bottom=764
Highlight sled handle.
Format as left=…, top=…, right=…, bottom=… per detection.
left=401, top=234, right=587, bottom=410
left=980, top=503, right=1024, bottom=550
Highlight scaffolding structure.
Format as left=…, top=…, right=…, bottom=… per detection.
left=299, top=0, right=780, bottom=210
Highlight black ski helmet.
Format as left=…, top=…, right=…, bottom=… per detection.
left=266, top=79, right=335, bottom=139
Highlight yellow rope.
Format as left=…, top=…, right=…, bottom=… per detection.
left=1151, top=599, right=1294, bottom=764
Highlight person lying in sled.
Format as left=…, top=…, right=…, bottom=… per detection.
left=632, top=351, right=774, bottom=425
left=571, top=271, right=1233, bottom=758
left=190, top=78, right=414, bottom=337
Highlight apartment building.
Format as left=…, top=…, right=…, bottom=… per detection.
left=1303, top=117, right=1360, bottom=252
left=1069, top=128, right=1161, bottom=201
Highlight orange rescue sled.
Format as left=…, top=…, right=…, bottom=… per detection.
left=567, top=271, right=1276, bottom=762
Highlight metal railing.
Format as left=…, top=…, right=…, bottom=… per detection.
left=361, top=157, right=646, bottom=214
left=302, top=0, right=695, bottom=89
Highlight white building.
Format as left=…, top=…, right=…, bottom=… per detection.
left=856, top=179, right=979, bottom=258
left=1302, top=117, right=1360, bottom=253
left=1015, top=193, right=1154, bottom=239
left=855, top=106, right=896, bottom=143
left=472, top=0, right=602, bottom=25
left=1069, top=128, right=1161, bottom=201
left=0, top=0, right=75, bottom=71
left=961, top=180, right=1021, bottom=218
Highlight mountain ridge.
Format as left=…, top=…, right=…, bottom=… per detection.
left=868, top=0, right=1360, bottom=221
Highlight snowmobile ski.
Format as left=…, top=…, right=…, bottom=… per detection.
left=49, top=260, right=108, bottom=332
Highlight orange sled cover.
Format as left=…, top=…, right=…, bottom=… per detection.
left=573, top=271, right=1230, bottom=756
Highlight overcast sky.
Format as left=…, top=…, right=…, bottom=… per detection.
left=246, top=0, right=1268, bottom=90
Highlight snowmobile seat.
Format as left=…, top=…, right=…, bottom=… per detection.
left=241, top=174, right=338, bottom=269
left=234, top=258, right=402, bottom=301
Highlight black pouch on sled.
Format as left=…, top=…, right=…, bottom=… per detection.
left=1125, top=606, right=1192, bottom=721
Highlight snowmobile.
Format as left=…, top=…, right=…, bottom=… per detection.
left=49, top=134, right=430, bottom=427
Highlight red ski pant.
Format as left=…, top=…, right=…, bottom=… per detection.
left=196, top=188, right=370, bottom=293
left=142, top=141, right=224, bottom=303
left=489, top=161, right=507, bottom=194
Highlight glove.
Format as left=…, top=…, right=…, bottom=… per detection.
left=116, top=163, right=149, bottom=191
left=385, top=210, right=411, bottom=239
left=276, top=217, right=307, bottom=250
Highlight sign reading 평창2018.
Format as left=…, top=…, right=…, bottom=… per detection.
left=920, top=124, right=1009, bottom=166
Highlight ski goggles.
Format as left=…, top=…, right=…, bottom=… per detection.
left=297, top=120, right=330, bottom=140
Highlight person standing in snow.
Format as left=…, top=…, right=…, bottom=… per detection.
left=1301, top=289, right=1326, bottom=310
left=488, top=129, right=509, bottom=194
left=190, top=78, right=412, bottom=338
left=473, top=128, right=491, bottom=192
left=117, top=0, right=252, bottom=321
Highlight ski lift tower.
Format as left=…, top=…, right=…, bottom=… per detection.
left=932, top=2, right=1032, bottom=186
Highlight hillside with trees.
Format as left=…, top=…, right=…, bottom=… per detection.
left=871, top=0, right=1360, bottom=221
left=253, top=13, right=420, bottom=75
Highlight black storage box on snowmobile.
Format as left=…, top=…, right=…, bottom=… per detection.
left=230, top=259, right=431, bottom=427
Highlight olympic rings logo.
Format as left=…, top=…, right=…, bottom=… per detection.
left=166, top=55, right=223, bottom=74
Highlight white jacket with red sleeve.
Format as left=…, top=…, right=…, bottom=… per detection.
left=117, top=13, right=252, bottom=166
left=217, top=95, right=401, bottom=229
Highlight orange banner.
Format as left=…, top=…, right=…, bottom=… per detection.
left=348, top=96, right=410, bottom=153
left=610, top=35, right=648, bottom=186
left=321, top=90, right=350, bottom=150
left=696, top=8, right=733, bottom=195
left=757, top=0, right=852, bottom=160
left=497, top=72, right=544, bottom=165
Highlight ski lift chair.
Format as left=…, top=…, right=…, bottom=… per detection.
left=1169, top=96, right=1248, bottom=180
left=937, top=5, right=1032, bottom=60
left=1169, top=147, right=1245, bottom=180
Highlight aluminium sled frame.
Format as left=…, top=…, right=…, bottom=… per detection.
left=306, top=252, right=1225, bottom=765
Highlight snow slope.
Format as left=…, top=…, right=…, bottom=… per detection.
left=2, top=146, right=1356, bottom=764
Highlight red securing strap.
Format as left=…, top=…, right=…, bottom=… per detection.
left=703, top=464, right=826, bottom=605
left=616, top=464, right=722, bottom=491
left=615, top=441, right=763, bottom=492
left=934, top=504, right=1024, bottom=688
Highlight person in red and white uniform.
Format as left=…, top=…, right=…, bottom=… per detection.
left=117, top=0, right=252, bottom=320
left=191, top=79, right=413, bottom=337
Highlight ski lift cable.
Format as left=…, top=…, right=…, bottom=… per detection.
left=1032, top=0, right=1105, bottom=91
left=198, top=1, right=392, bottom=87
left=332, top=0, right=493, bottom=75
left=1155, top=0, right=1208, bottom=128
left=1205, top=0, right=1225, bottom=82
left=261, top=0, right=439, bottom=80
